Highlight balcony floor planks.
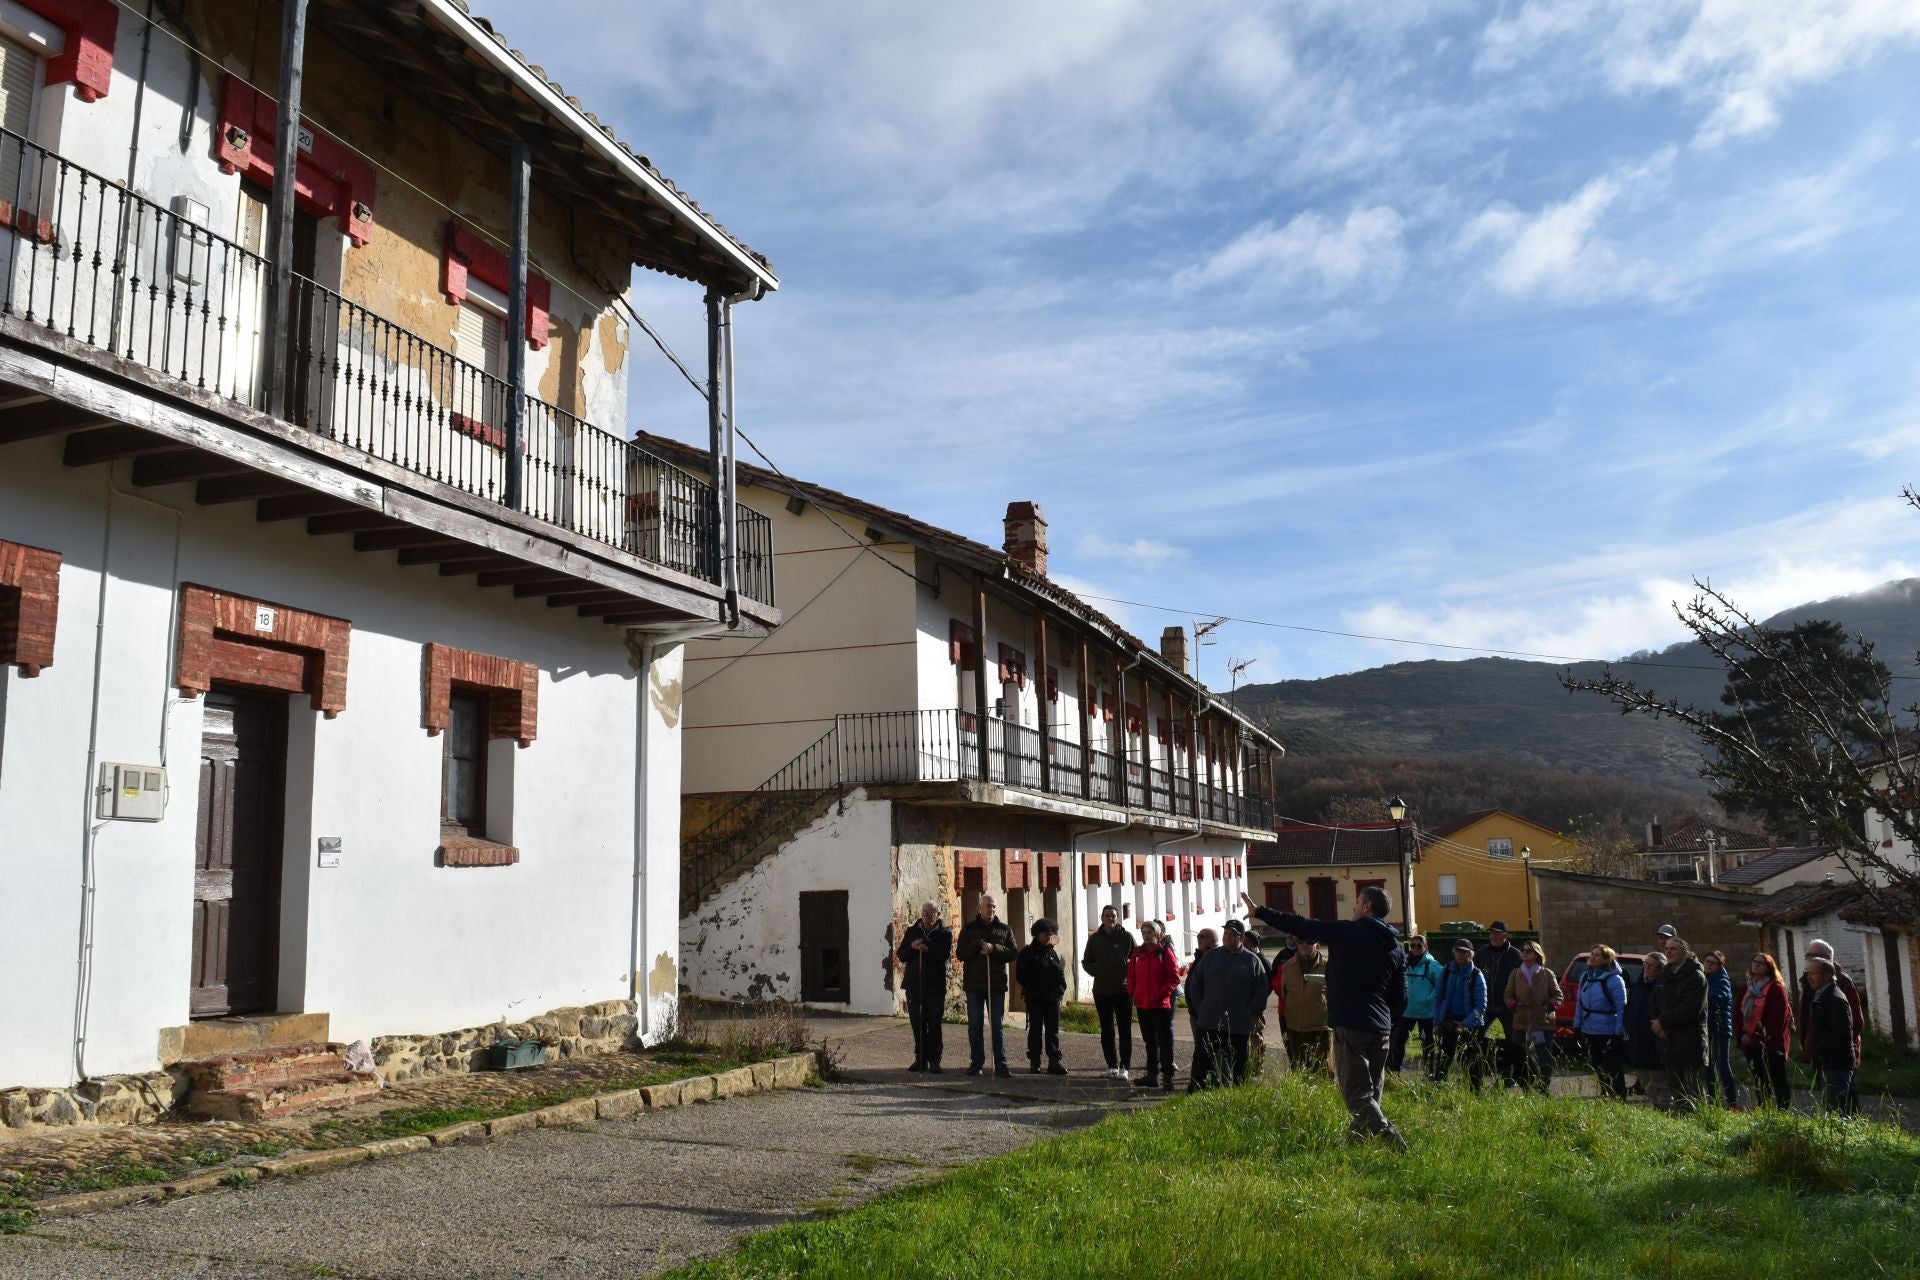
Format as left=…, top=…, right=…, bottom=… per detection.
left=0, top=313, right=776, bottom=631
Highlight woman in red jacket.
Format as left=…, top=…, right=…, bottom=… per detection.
left=1127, top=920, right=1182, bottom=1092
left=1738, top=952, right=1793, bottom=1108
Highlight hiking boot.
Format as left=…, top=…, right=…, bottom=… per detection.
left=994, top=1065, right=1014, bottom=1079
left=965, top=1065, right=984, bottom=1076
left=926, top=1065, right=943, bottom=1074
left=1029, top=1063, right=1042, bottom=1075
left=1047, top=1063, right=1068, bottom=1076
left=1160, top=1077, right=1175, bottom=1092
left=908, top=1062, right=926, bottom=1072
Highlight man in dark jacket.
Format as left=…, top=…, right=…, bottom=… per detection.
left=1797, top=939, right=1863, bottom=1107
left=1081, top=906, right=1136, bottom=1079
left=957, top=894, right=1018, bottom=1077
left=1185, top=928, right=1219, bottom=1090
left=1651, top=935, right=1709, bottom=1109
left=1190, top=919, right=1271, bottom=1087
left=1014, top=919, right=1069, bottom=1075
left=1475, top=922, right=1524, bottom=1087
left=1243, top=885, right=1408, bottom=1149
left=1805, top=957, right=1857, bottom=1114
left=896, top=901, right=952, bottom=1073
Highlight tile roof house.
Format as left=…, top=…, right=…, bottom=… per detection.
left=1716, top=846, right=1847, bottom=892
left=1248, top=824, right=1411, bottom=931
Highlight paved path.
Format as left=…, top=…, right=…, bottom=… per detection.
left=0, top=1016, right=1167, bottom=1279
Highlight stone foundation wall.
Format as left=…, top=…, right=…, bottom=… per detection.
left=1, top=999, right=640, bottom=1134
left=370, top=999, right=640, bottom=1084
left=1, top=1072, right=186, bottom=1135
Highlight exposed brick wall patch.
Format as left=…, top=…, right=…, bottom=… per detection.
left=175, top=585, right=349, bottom=715
left=0, top=538, right=61, bottom=676
left=422, top=642, right=539, bottom=747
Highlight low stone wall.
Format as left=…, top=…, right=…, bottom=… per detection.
left=2, top=999, right=641, bottom=1135
left=369, top=999, right=640, bottom=1084
left=1, top=1072, right=186, bottom=1134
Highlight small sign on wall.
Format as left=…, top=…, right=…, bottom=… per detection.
left=254, top=605, right=276, bottom=633
left=317, top=837, right=341, bottom=869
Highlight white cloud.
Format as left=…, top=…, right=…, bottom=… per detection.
left=1077, top=534, right=1186, bottom=569
left=1180, top=206, right=1407, bottom=298
left=1477, top=0, right=1920, bottom=147
left=1460, top=151, right=1674, bottom=302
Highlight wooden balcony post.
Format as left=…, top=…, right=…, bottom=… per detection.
left=1036, top=612, right=1051, bottom=791
left=1078, top=636, right=1092, bottom=799
left=1188, top=695, right=1201, bottom=817
left=504, top=138, right=530, bottom=510
left=263, top=0, right=309, bottom=419
left=972, top=572, right=990, bottom=782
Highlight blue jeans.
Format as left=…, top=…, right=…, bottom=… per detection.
left=967, top=989, right=1006, bottom=1069
left=1820, top=1065, right=1856, bottom=1115
left=1708, top=1032, right=1740, bottom=1107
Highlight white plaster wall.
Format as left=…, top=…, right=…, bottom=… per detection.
left=0, top=438, right=679, bottom=1086
left=683, top=495, right=918, bottom=793
left=679, top=793, right=894, bottom=1016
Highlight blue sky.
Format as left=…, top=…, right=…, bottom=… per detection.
left=489, top=0, right=1920, bottom=681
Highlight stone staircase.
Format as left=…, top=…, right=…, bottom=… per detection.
left=182, top=1042, right=382, bottom=1121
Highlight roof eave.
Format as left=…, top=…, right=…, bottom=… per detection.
left=418, top=0, right=779, bottom=293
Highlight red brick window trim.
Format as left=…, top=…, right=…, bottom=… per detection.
left=422, top=643, right=539, bottom=748
left=948, top=619, right=977, bottom=670
left=997, top=643, right=1027, bottom=689
left=441, top=222, right=551, bottom=349
left=18, top=0, right=119, bottom=103
left=0, top=539, right=61, bottom=676
left=438, top=835, right=521, bottom=868
left=176, top=585, right=350, bottom=716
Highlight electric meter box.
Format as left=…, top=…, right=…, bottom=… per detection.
left=97, top=763, right=167, bottom=821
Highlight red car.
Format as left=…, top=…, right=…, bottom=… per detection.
left=1553, top=951, right=1645, bottom=1043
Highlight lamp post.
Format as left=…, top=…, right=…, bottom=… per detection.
left=1521, top=845, right=1534, bottom=933
left=1388, top=796, right=1411, bottom=933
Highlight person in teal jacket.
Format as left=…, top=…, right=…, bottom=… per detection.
left=1430, top=939, right=1488, bottom=1088
left=1704, top=950, right=1741, bottom=1109
left=1388, top=934, right=1443, bottom=1074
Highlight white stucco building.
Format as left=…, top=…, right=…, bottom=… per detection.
left=642, top=439, right=1284, bottom=1017
left=0, top=0, right=779, bottom=1128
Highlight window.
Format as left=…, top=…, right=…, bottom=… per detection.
left=997, top=643, right=1027, bottom=689
left=1438, top=874, right=1459, bottom=908
left=454, top=297, right=507, bottom=379
left=0, top=31, right=41, bottom=207
left=1487, top=838, right=1514, bottom=859
left=441, top=689, right=488, bottom=836
left=450, top=295, right=508, bottom=445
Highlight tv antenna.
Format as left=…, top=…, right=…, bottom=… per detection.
left=1227, top=658, right=1256, bottom=710
left=1191, top=616, right=1228, bottom=686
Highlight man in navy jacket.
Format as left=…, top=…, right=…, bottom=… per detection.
left=1242, top=885, right=1408, bottom=1150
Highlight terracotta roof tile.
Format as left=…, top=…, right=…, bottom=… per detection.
left=1716, top=846, right=1833, bottom=887
left=1738, top=881, right=1867, bottom=925
left=1251, top=823, right=1402, bottom=868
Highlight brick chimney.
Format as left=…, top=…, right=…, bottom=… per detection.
left=1003, top=502, right=1047, bottom=576
left=1646, top=817, right=1662, bottom=849
left=1161, top=626, right=1188, bottom=674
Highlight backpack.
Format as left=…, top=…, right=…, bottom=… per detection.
left=1581, top=969, right=1618, bottom=1016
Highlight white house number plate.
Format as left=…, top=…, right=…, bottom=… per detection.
left=254, top=606, right=277, bottom=633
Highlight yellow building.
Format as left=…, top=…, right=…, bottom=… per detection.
left=1249, top=824, right=1412, bottom=932
left=1414, top=809, right=1565, bottom=936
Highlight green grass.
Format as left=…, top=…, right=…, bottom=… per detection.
left=1856, top=1028, right=1920, bottom=1098
left=666, top=1079, right=1920, bottom=1280
left=1057, top=1003, right=1102, bottom=1034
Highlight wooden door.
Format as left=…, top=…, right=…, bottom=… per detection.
left=1886, top=932, right=1909, bottom=1047
left=1308, top=878, right=1338, bottom=922
left=798, top=890, right=849, bottom=1004
left=192, top=690, right=285, bottom=1017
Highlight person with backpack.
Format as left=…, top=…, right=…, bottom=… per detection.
left=1431, top=938, right=1489, bottom=1088
left=1575, top=944, right=1629, bottom=1099
left=1014, top=918, right=1069, bottom=1075
left=1739, top=952, right=1793, bottom=1108
left=1703, top=950, right=1740, bottom=1109
left=1389, top=934, right=1443, bottom=1074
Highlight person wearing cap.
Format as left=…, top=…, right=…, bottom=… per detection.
left=1242, top=884, right=1409, bottom=1150
left=1475, top=921, right=1525, bottom=1088
left=1803, top=956, right=1856, bottom=1114
left=1505, top=940, right=1561, bottom=1092
left=1190, top=919, right=1271, bottom=1087
left=1185, top=928, right=1219, bottom=1090
left=1796, top=939, right=1863, bottom=1106
left=1431, top=938, right=1489, bottom=1088
left=1278, top=936, right=1331, bottom=1073
left=1656, top=923, right=1678, bottom=946
left=1014, top=918, right=1069, bottom=1076
left=1389, top=934, right=1443, bottom=1074
left=897, top=901, right=953, bottom=1073
left=1651, top=935, right=1708, bottom=1110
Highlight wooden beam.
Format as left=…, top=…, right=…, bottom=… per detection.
left=437, top=556, right=522, bottom=577
left=474, top=566, right=556, bottom=588
left=396, top=544, right=494, bottom=567
left=598, top=607, right=681, bottom=625
left=307, top=511, right=402, bottom=536
left=133, top=450, right=250, bottom=487
left=257, top=493, right=364, bottom=522
left=61, top=425, right=173, bottom=467
left=545, top=589, right=631, bottom=608
left=0, top=398, right=112, bottom=443
left=196, top=474, right=306, bottom=506
left=353, top=529, right=462, bottom=553
left=575, top=599, right=648, bottom=618
left=510, top=577, right=586, bottom=597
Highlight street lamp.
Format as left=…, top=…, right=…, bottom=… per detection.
left=1388, top=796, right=1411, bottom=932
left=1521, top=845, right=1534, bottom=932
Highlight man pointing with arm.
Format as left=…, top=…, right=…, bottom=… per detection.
left=1241, top=885, right=1408, bottom=1151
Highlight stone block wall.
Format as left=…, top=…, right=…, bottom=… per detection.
left=370, top=998, right=640, bottom=1084
left=1535, top=869, right=1765, bottom=963
left=0, top=1072, right=185, bottom=1134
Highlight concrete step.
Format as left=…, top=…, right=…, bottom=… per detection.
left=183, top=1042, right=345, bottom=1092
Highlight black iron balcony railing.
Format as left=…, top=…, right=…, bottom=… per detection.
left=0, top=127, right=772, bottom=605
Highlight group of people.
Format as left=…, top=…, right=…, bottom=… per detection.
left=896, top=884, right=1414, bottom=1149
left=894, top=888, right=1869, bottom=1150
left=1382, top=918, right=1866, bottom=1115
